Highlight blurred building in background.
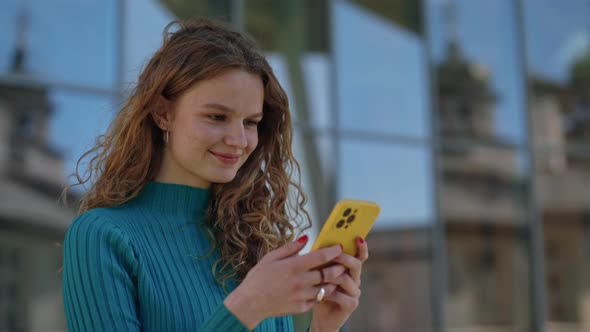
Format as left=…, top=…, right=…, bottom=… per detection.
left=0, top=10, right=74, bottom=330
left=0, top=0, right=589, bottom=331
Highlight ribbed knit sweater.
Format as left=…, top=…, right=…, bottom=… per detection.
left=62, top=182, right=295, bottom=331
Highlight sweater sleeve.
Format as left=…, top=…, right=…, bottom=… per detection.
left=62, top=211, right=140, bottom=332
left=199, top=304, right=251, bottom=331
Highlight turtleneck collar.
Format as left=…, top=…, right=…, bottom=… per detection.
left=131, top=181, right=211, bottom=220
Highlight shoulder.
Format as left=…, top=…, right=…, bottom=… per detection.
left=67, top=207, right=120, bottom=231
left=66, top=204, right=140, bottom=234
left=63, top=207, right=139, bottom=266
left=64, top=207, right=135, bottom=248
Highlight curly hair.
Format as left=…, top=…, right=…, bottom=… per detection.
left=67, top=18, right=311, bottom=289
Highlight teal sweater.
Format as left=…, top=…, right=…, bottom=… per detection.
left=62, top=182, right=295, bottom=331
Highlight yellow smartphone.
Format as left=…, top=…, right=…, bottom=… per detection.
left=311, top=199, right=381, bottom=256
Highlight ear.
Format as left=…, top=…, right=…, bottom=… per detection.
left=151, top=96, right=173, bottom=130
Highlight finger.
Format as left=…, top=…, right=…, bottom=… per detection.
left=356, top=237, right=369, bottom=263
left=289, top=244, right=342, bottom=271
left=298, top=264, right=347, bottom=287
left=264, top=235, right=309, bottom=261
left=321, top=290, right=360, bottom=312
left=298, top=269, right=325, bottom=287
left=331, top=273, right=361, bottom=297
left=317, top=264, right=347, bottom=285
left=333, top=254, right=362, bottom=285
left=304, top=284, right=337, bottom=302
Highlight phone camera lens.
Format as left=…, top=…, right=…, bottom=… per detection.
left=343, top=208, right=352, bottom=217
left=337, top=219, right=345, bottom=228
left=347, top=215, right=355, bottom=223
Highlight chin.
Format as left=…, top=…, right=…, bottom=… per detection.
left=210, top=172, right=239, bottom=184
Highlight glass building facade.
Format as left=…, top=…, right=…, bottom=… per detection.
left=0, top=0, right=589, bottom=331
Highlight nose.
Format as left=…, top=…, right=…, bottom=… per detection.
left=224, top=123, right=248, bottom=149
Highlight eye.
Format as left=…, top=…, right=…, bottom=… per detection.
left=209, top=114, right=226, bottom=121
left=245, top=119, right=260, bottom=127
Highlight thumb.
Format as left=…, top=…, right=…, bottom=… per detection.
left=265, top=235, right=309, bottom=261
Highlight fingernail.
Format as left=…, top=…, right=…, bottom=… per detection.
left=359, top=237, right=365, bottom=244
left=339, top=244, right=344, bottom=251
left=297, top=235, right=308, bottom=243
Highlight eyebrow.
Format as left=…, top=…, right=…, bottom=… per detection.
left=202, top=103, right=263, bottom=118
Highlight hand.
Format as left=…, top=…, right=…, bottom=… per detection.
left=309, top=237, right=368, bottom=332
left=224, top=235, right=343, bottom=329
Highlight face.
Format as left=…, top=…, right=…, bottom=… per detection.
left=155, top=68, right=264, bottom=188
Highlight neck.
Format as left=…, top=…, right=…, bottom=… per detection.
left=131, top=181, right=211, bottom=221
left=155, top=151, right=211, bottom=189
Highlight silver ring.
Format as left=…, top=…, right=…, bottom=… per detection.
left=316, top=287, right=326, bottom=302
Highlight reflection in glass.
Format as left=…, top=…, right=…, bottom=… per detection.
left=338, top=140, right=433, bottom=331
left=428, top=0, right=526, bottom=145
left=0, top=0, right=116, bottom=88
left=245, top=0, right=328, bottom=53
left=334, top=0, right=430, bottom=138
left=126, top=0, right=234, bottom=83
left=159, top=0, right=232, bottom=22
left=350, top=228, right=433, bottom=332
left=265, top=54, right=333, bottom=129
left=0, top=247, right=22, bottom=331
left=48, top=89, right=114, bottom=186
left=245, top=0, right=332, bottom=128
left=292, top=129, right=335, bottom=229
left=524, top=2, right=590, bottom=329
left=339, top=140, right=433, bottom=229
left=0, top=80, right=79, bottom=190
left=524, top=0, right=590, bottom=150
left=535, top=150, right=590, bottom=331
left=439, top=141, right=531, bottom=331
left=244, top=1, right=334, bottom=237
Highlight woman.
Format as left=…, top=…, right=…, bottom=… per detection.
left=62, top=18, right=368, bottom=332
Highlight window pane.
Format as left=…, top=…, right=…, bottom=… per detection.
left=350, top=229, right=433, bottom=332
left=292, top=128, right=336, bottom=230
left=246, top=0, right=329, bottom=53
left=524, top=2, right=590, bottom=329
left=535, top=149, right=590, bottom=331
left=0, top=0, right=116, bottom=88
left=334, top=0, right=430, bottom=138
left=48, top=89, right=114, bottom=186
left=0, top=81, right=85, bottom=331
left=245, top=0, right=332, bottom=129
left=265, top=54, right=333, bottom=129
left=524, top=0, right=590, bottom=151
left=0, top=246, right=24, bottom=331
left=339, top=140, right=433, bottom=229
left=338, top=139, right=434, bottom=331
left=125, top=0, right=233, bottom=83
left=439, top=141, right=532, bottom=331
left=428, top=0, right=527, bottom=145
left=0, top=83, right=112, bottom=190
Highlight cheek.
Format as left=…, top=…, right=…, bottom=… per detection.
left=248, top=131, right=259, bottom=152
left=184, top=124, right=218, bottom=149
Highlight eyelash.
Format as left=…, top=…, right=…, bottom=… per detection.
left=209, top=114, right=260, bottom=127
left=209, top=114, right=226, bottom=121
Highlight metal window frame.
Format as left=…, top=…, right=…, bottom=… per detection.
left=514, top=0, right=547, bottom=331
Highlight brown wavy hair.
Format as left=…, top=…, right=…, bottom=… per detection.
left=67, top=18, right=311, bottom=288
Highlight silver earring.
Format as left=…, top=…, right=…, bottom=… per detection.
left=163, top=130, right=169, bottom=144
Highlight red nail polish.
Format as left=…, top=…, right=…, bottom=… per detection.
left=297, top=235, right=308, bottom=243
left=359, top=237, right=365, bottom=244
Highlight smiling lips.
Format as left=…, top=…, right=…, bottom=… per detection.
left=210, top=151, right=241, bottom=165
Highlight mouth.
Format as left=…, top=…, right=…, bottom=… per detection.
left=210, top=151, right=241, bottom=165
